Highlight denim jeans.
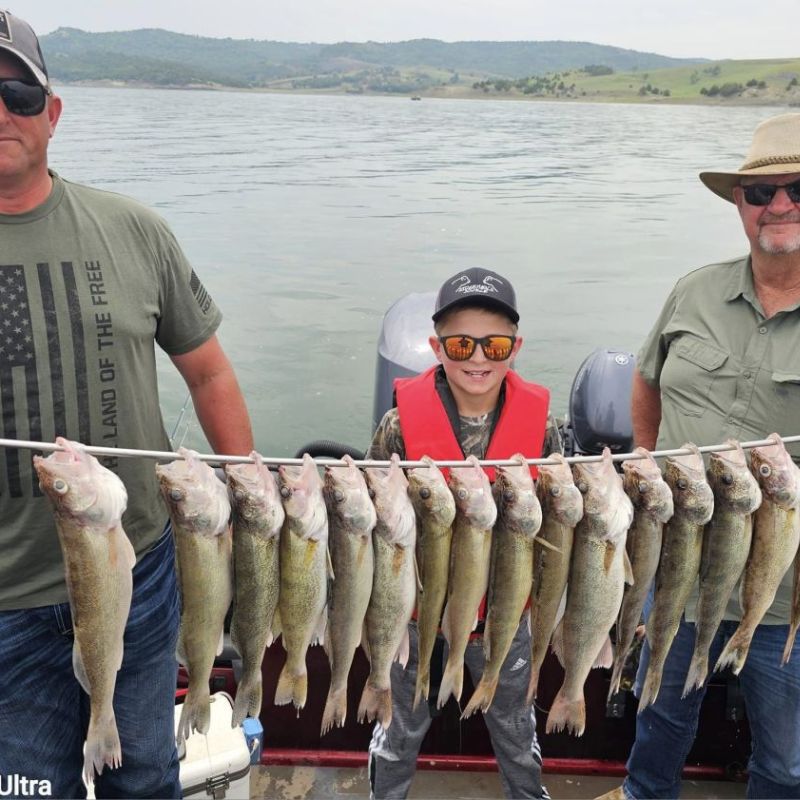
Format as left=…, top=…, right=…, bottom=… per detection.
left=0, top=524, right=181, bottom=800
left=624, top=617, right=800, bottom=799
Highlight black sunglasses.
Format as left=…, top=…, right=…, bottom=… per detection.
left=438, top=334, right=516, bottom=362
left=741, top=179, right=800, bottom=207
left=0, top=78, right=48, bottom=117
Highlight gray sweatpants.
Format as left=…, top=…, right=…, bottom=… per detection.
left=368, top=619, right=549, bottom=799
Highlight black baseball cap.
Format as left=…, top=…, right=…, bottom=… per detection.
left=432, top=267, right=519, bottom=324
left=0, top=10, right=49, bottom=89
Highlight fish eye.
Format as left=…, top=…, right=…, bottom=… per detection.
left=676, top=478, right=688, bottom=490
left=233, top=489, right=246, bottom=502
left=419, top=487, right=431, bottom=500
left=503, top=489, right=514, bottom=502
left=721, top=473, right=734, bottom=486
left=576, top=481, right=588, bottom=494
left=550, top=486, right=561, bottom=497
left=333, top=489, right=345, bottom=503
left=169, top=488, right=183, bottom=502
left=280, top=486, right=292, bottom=499
left=457, top=488, right=468, bottom=500
left=638, top=481, right=649, bottom=493
left=53, top=478, right=69, bottom=495
left=368, top=488, right=376, bottom=500
left=759, top=464, right=772, bottom=478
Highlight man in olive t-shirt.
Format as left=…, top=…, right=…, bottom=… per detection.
left=0, top=13, right=253, bottom=799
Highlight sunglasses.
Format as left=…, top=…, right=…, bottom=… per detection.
left=0, top=79, right=48, bottom=117
left=438, top=334, right=516, bottom=362
left=741, top=179, right=800, bottom=207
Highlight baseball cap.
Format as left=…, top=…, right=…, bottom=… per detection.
left=432, top=267, right=519, bottom=324
left=0, top=10, right=49, bottom=89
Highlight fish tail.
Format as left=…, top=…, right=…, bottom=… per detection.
left=637, top=661, right=663, bottom=712
left=461, top=675, right=498, bottom=719
left=783, top=623, right=799, bottom=666
left=357, top=681, right=392, bottom=729
left=436, top=658, right=463, bottom=709
left=525, top=664, right=540, bottom=705
left=715, top=630, right=751, bottom=676
left=545, top=687, right=585, bottom=737
left=413, top=669, right=430, bottom=712
left=682, top=654, right=708, bottom=698
left=83, top=714, right=122, bottom=784
left=232, top=672, right=263, bottom=727
left=178, top=685, right=212, bottom=742
left=274, top=665, right=307, bottom=709
left=320, top=687, right=347, bottom=736
left=608, top=650, right=627, bottom=702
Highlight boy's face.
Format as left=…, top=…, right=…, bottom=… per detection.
left=429, top=306, right=522, bottom=413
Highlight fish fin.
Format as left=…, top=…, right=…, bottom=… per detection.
left=312, top=606, right=328, bottom=647
left=413, top=552, right=423, bottom=593
left=321, top=687, right=347, bottom=736
left=637, top=662, right=662, bottom=712
left=216, top=629, right=224, bottom=657
left=357, top=682, right=392, bottom=729
left=274, top=665, right=308, bottom=710
left=72, top=641, right=91, bottom=695
left=784, top=623, right=799, bottom=666
left=440, top=600, right=452, bottom=645
left=120, top=530, right=137, bottom=570
left=177, top=686, right=212, bottom=741
left=83, top=715, right=122, bottom=784
left=608, top=647, right=628, bottom=701
left=413, top=669, right=430, bottom=712
left=623, top=551, right=635, bottom=586
left=682, top=654, right=708, bottom=698
left=394, top=627, right=410, bottom=668
left=534, top=537, right=562, bottom=553
left=603, top=541, right=615, bottom=574
left=592, top=635, right=614, bottom=670
left=461, top=675, right=498, bottom=719
left=471, top=611, right=480, bottom=633
left=326, top=546, right=335, bottom=580
left=268, top=609, right=282, bottom=648
left=550, top=619, right=565, bottom=668
left=526, top=663, right=540, bottom=705
left=436, top=656, right=463, bottom=709
left=361, top=624, right=371, bottom=664
left=715, top=629, right=751, bottom=676
left=232, top=673, right=263, bottom=727
left=546, top=687, right=585, bottom=737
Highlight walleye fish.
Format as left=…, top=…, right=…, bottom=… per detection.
left=638, top=444, right=714, bottom=711
left=785, top=552, right=800, bottom=665
left=156, top=448, right=232, bottom=742
left=683, top=440, right=761, bottom=696
left=320, top=455, right=376, bottom=735
left=608, top=449, right=673, bottom=700
left=275, top=453, right=329, bottom=711
left=407, top=456, right=456, bottom=711
left=34, top=438, right=135, bottom=782
left=463, top=455, right=541, bottom=717
left=359, top=454, right=417, bottom=729
left=226, top=452, right=285, bottom=726
left=528, top=453, right=583, bottom=703
left=546, top=448, right=633, bottom=737
left=715, top=435, right=800, bottom=674
left=438, top=455, right=497, bottom=710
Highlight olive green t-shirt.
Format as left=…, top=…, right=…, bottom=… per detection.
left=637, top=255, right=800, bottom=624
left=0, top=173, right=222, bottom=609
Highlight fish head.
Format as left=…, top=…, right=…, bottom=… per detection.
left=226, top=452, right=284, bottom=534
left=33, top=437, right=127, bottom=527
left=495, top=455, right=542, bottom=538
left=572, top=448, right=632, bottom=541
left=156, top=448, right=230, bottom=535
left=407, top=456, right=456, bottom=527
left=622, top=448, right=674, bottom=523
left=708, top=440, right=762, bottom=515
left=365, top=454, right=415, bottom=547
left=278, top=453, right=326, bottom=532
left=323, top=455, right=376, bottom=535
left=750, top=435, right=800, bottom=510
left=664, top=444, right=714, bottom=525
left=447, top=455, right=497, bottom=530
left=536, top=453, right=583, bottom=527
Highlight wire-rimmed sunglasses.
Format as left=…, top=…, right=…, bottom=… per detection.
left=0, top=78, right=49, bottom=117
left=741, top=179, right=800, bottom=207
left=438, top=334, right=516, bottom=362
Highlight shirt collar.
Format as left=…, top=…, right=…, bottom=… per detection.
left=723, top=256, right=766, bottom=316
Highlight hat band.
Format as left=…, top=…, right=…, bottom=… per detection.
left=741, top=154, right=800, bottom=170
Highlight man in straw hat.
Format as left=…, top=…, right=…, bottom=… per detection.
left=600, top=114, right=800, bottom=799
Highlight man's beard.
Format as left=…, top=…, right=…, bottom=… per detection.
left=757, top=216, right=800, bottom=254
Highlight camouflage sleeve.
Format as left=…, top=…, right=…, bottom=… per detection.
left=542, top=413, right=564, bottom=457
left=366, top=408, right=406, bottom=461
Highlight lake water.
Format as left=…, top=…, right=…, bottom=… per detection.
left=48, top=88, right=787, bottom=456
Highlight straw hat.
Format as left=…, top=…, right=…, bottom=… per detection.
left=699, top=113, right=800, bottom=203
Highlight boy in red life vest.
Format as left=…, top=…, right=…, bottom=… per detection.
left=367, top=267, right=559, bottom=800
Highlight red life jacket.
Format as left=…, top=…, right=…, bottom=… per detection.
left=394, top=365, right=550, bottom=624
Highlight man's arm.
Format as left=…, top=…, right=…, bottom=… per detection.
left=631, top=369, right=662, bottom=450
left=170, top=335, right=254, bottom=456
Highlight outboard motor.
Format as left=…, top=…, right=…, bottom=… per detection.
left=563, top=348, right=636, bottom=457
left=372, top=291, right=438, bottom=432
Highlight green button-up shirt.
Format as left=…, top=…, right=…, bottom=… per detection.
left=638, top=255, right=800, bottom=624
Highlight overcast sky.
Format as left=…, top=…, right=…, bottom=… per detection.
left=22, top=0, right=800, bottom=61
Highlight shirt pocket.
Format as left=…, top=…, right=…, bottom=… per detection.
left=661, top=336, right=729, bottom=418
left=770, top=370, right=800, bottom=424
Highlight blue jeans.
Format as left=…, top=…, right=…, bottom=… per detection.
left=625, top=618, right=800, bottom=799
left=0, top=525, right=181, bottom=799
